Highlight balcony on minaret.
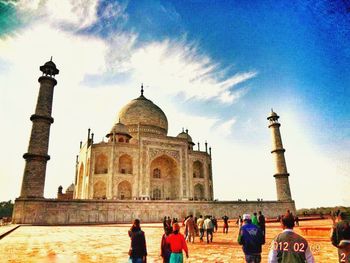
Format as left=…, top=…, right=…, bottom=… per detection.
left=40, top=57, right=59, bottom=77
left=267, top=109, right=280, bottom=127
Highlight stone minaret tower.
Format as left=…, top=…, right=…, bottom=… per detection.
left=20, top=59, right=59, bottom=198
left=267, top=110, right=292, bottom=201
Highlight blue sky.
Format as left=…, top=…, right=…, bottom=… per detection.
left=0, top=0, right=349, bottom=208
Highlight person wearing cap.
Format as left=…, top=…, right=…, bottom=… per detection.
left=268, top=213, right=314, bottom=263
left=331, top=212, right=350, bottom=263
left=128, top=219, right=147, bottom=263
left=238, top=213, right=264, bottom=263
left=166, top=223, right=189, bottom=263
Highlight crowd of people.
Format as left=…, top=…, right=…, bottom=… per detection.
left=127, top=210, right=350, bottom=263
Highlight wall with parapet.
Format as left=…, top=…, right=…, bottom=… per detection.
left=13, top=198, right=295, bottom=225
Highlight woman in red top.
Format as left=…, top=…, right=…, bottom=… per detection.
left=166, top=223, right=189, bottom=263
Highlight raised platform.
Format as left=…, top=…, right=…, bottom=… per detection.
left=13, top=198, right=296, bottom=225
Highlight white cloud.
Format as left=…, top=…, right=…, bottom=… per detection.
left=18, top=0, right=99, bottom=29
left=215, top=118, right=236, bottom=137
left=102, top=38, right=256, bottom=103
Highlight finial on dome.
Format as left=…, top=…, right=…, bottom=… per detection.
left=50, top=56, right=53, bottom=61
left=141, top=83, right=144, bottom=96
left=182, top=127, right=184, bottom=132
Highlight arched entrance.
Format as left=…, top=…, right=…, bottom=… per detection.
left=194, top=183, right=205, bottom=200
left=77, top=163, right=84, bottom=198
left=93, top=181, right=106, bottom=199
left=150, top=154, right=179, bottom=200
left=118, top=181, right=132, bottom=200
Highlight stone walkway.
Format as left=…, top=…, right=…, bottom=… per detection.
left=0, top=219, right=338, bottom=262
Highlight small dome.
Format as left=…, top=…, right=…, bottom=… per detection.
left=40, top=58, right=59, bottom=75
left=107, top=121, right=131, bottom=138
left=177, top=130, right=195, bottom=145
left=267, top=109, right=279, bottom=120
left=118, top=92, right=168, bottom=136
left=66, top=183, right=75, bottom=192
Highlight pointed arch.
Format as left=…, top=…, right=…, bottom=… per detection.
left=119, top=154, right=133, bottom=174
left=77, top=163, right=84, bottom=198
left=150, top=154, right=179, bottom=200
left=118, top=180, right=132, bottom=200
left=95, top=153, right=108, bottom=174
left=194, top=183, right=204, bottom=200
left=193, top=160, right=204, bottom=178
left=93, top=181, right=106, bottom=199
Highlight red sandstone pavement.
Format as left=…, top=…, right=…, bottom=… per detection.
left=0, top=219, right=338, bottom=262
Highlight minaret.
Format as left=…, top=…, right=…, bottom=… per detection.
left=20, top=59, right=59, bottom=198
left=267, top=110, right=292, bottom=201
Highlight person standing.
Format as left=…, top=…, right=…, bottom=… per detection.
left=268, top=213, right=314, bottom=263
left=258, top=211, right=266, bottom=244
left=197, top=215, right=205, bottom=242
left=236, top=215, right=243, bottom=229
left=161, top=227, right=172, bottom=263
left=204, top=216, right=214, bottom=243
left=185, top=215, right=195, bottom=243
left=222, top=215, right=229, bottom=234
left=238, top=214, right=264, bottom=263
left=251, top=212, right=259, bottom=226
left=166, top=223, right=189, bottom=263
left=128, top=219, right=147, bottom=263
left=331, top=212, right=350, bottom=263
left=212, top=216, right=218, bottom=232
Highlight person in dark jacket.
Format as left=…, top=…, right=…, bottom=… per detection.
left=128, top=219, right=147, bottom=263
left=258, top=211, right=266, bottom=244
left=331, top=212, right=350, bottom=263
left=238, top=214, right=263, bottom=263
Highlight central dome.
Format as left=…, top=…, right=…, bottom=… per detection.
left=118, top=92, right=168, bottom=136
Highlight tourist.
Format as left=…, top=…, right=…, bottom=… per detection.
left=238, top=214, right=264, bottom=263
left=166, top=223, right=189, bottom=263
left=252, top=212, right=259, bottom=226
left=204, top=216, right=214, bottom=243
left=194, top=216, right=198, bottom=236
left=268, top=213, right=315, bottom=263
left=236, top=215, right=243, bottom=229
left=128, top=219, right=147, bottom=263
left=197, top=215, right=205, bottom=242
left=212, top=216, right=218, bottom=232
left=222, top=215, right=229, bottom=234
left=185, top=215, right=195, bottom=243
left=331, top=212, right=350, bottom=263
left=258, top=211, right=266, bottom=244
left=161, top=227, right=172, bottom=263
left=294, top=215, right=299, bottom=227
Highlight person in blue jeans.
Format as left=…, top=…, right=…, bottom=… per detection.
left=238, top=214, right=264, bottom=263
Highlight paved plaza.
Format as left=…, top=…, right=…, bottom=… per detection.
left=0, top=219, right=338, bottom=262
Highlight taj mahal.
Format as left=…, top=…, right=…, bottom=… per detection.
left=12, top=59, right=295, bottom=224
left=74, top=85, right=213, bottom=202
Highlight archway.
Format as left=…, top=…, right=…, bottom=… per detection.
left=95, top=154, right=108, bottom=174
left=194, top=184, right=204, bottom=200
left=193, top=160, right=204, bottom=178
left=118, top=181, right=132, bottom=200
left=152, top=188, right=161, bottom=200
left=150, top=155, right=179, bottom=200
left=119, top=154, right=133, bottom=174
left=93, top=181, right=106, bottom=199
left=77, top=163, right=84, bottom=198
